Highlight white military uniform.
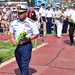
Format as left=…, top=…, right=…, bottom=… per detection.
left=34, top=7, right=40, bottom=29
left=67, top=8, right=74, bottom=17
left=55, top=9, right=63, bottom=37
left=39, top=6, right=46, bottom=36
left=45, top=9, right=53, bottom=18
left=45, top=8, right=53, bottom=33
left=9, top=17, right=39, bottom=41
left=39, top=6, right=46, bottom=17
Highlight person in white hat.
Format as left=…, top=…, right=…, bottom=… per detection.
left=12, top=8, right=18, bottom=20
left=45, top=5, right=54, bottom=34
left=54, top=7, right=64, bottom=38
left=39, top=2, right=46, bottom=36
left=9, top=5, right=39, bottom=75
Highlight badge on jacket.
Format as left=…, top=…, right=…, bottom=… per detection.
left=25, top=24, right=30, bottom=27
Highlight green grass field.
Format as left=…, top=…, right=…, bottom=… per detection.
left=0, top=40, right=42, bottom=63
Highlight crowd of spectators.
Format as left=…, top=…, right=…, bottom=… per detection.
left=0, top=4, right=18, bottom=34
left=0, top=3, right=74, bottom=38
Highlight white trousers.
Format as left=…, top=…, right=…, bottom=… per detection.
left=55, top=20, right=63, bottom=37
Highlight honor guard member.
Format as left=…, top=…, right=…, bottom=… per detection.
left=45, top=5, right=54, bottom=34
left=39, top=2, right=46, bottom=22
left=9, top=5, right=39, bottom=75
left=55, top=6, right=64, bottom=38
left=62, top=6, right=69, bottom=33
left=39, top=2, right=46, bottom=36
left=68, top=4, right=75, bottom=46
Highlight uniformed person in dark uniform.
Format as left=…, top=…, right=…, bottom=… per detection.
left=9, top=5, right=39, bottom=75
left=69, top=22, right=75, bottom=45
left=68, top=4, right=75, bottom=46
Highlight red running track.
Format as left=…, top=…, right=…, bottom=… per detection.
left=0, top=34, right=75, bottom=75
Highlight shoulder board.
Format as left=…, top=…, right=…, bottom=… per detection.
left=29, top=19, right=34, bottom=23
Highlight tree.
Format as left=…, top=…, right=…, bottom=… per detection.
left=29, top=0, right=34, bottom=6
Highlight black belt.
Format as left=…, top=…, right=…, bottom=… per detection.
left=19, top=41, right=31, bottom=45
left=56, top=18, right=63, bottom=22
left=56, top=18, right=60, bottom=20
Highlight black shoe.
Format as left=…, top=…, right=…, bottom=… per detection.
left=70, top=42, right=74, bottom=46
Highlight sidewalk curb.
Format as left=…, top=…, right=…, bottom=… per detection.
left=0, top=43, right=48, bottom=68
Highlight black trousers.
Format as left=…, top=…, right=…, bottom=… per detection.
left=62, top=18, right=69, bottom=33
left=46, top=17, right=52, bottom=34
left=39, top=17, right=46, bottom=36
left=69, top=22, right=75, bottom=43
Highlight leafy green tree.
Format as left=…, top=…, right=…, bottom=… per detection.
left=29, top=0, right=34, bottom=6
